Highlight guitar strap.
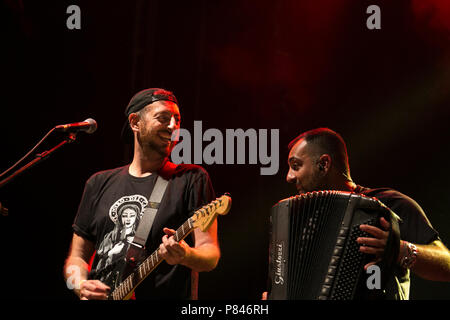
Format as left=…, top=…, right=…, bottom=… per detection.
left=131, top=174, right=169, bottom=249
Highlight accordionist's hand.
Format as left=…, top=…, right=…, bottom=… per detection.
left=356, top=217, right=391, bottom=270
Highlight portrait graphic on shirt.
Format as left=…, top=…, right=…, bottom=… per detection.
left=95, top=194, right=148, bottom=274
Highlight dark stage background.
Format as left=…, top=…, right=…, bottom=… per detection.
left=1, top=0, right=449, bottom=300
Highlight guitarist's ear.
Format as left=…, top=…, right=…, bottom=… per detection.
left=128, top=113, right=141, bottom=134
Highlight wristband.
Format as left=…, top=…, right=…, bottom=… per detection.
left=399, top=242, right=418, bottom=269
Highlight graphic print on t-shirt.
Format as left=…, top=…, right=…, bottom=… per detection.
left=94, top=194, right=148, bottom=282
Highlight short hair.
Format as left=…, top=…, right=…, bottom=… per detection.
left=288, top=128, right=350, bottom=174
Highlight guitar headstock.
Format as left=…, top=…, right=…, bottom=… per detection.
left=191, top=194, right=231, bottom=231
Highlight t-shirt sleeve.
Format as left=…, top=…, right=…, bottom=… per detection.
left=72, top=174, right=98, bottom=242
left=379, top=190, right=440, bottom=245
left=395, top=196, right=439, bottom=245
left=186, top=167, right=216, bottom=215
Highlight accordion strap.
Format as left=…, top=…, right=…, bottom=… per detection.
left=379, top=209, right=402, bottom=289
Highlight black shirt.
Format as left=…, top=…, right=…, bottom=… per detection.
left=354, top=185, right=439, bottom=299
left=72, top=162, right=215, bottom=299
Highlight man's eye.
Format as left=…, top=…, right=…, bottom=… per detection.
left=157, top=116, right=170, bottom=123
left=157, top=115, right=180, bottom=124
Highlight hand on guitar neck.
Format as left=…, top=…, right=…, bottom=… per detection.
left=159, top=225, right=221, bottom=272
left=159, top=227, right=191, bottom=265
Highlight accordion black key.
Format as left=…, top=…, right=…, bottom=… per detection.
left=267, top=190, right=400, bottom=300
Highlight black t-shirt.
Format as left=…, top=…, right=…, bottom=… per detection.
left=72, top=162, right=215, bottom=299
left=354, top=185, right=439, bottom=299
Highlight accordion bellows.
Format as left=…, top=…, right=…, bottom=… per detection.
left=268, top=190, right=398, bottom=300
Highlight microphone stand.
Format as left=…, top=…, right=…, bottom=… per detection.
left=0, top=132, right=77, bottom=215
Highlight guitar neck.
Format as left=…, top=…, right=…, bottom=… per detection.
left=110, top=217, right=195, bottom=300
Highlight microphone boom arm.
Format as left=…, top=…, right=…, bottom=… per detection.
left=0, top=133, right=77, bottom=189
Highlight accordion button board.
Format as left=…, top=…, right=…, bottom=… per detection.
left=268, top=190, right=393, bottom=300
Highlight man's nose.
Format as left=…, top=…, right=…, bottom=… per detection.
left=286, top=169, right=295, bottom=184
left=167, top=116, right=179, bottom=131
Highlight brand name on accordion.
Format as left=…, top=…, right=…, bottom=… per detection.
left=274, top=242, right=285, bottom=285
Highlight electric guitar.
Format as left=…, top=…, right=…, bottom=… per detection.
left=91, top=194, right=231, bottom=300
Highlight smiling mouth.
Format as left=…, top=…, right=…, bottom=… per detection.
left=158, top=133, right=172, bottom=142
left=159, top=129, right=173, bottom=140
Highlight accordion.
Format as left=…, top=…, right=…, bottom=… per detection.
left=268, top=190, right=400, bottom=300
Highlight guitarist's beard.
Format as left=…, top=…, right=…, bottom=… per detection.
left=137, top=129, right=174, bottom=158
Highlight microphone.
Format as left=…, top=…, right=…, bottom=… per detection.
left=55, top=118, right=97, bottom=134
